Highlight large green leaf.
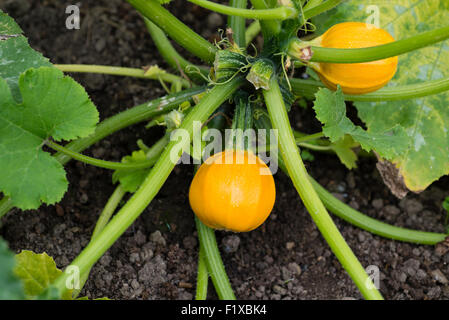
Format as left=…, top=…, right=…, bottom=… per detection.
left=0, top=10, right=22, bottom=34
left=313, top=87, right=408, bottom=161
left=14, top=250, right=73, bottom=300
left=0, top=238, right=25, bottom=300
left=313, top=0, right=449, bottom=194
left=14, top=250, right=109, bottom=300
left=0, top=10, right=52, bottom=102
left=0, top=67, right=99, bottom=210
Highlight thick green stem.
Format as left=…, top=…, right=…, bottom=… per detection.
left=302, top=0, right=323, bottom=11
left=245, top=20, right=261, bottom=47
left=144, top=19, right=209, bottom=82
left=228, top=0, right=248, bottom=48
left=295, top=131, right=324, bottom=143
left=50, top=78, right=243, bottom=295
left=54, top=87, right=204, bottom=165
left=195, top=217, right=236, bottom=300
left=289, top=77, right=449, bottom=101
left=288, top=25, right=449, bottom=63
left=54, top=64, right=190, bottom=88
left=127, top=0, right=217, bottom=64
left=276, top=158, right=446, bottom=245
left=189, top=0, right=296, bottom=20
left=91, top=186, right=127, bottom=240
left=298, top=142, right=331, bottom=151
left=257, top=120, right=449, bottom=246
left=0, top=87, right=204, bottom=220
left=249, top=0, right=280, bottom=38
left=301, top=0, right=342, bottom=22
left=263, top=76, right=383, bottom=300
left=74, top=185, right=127, bottom=297
left=309, top=178, right=448, bottom=245
left=75, top=135, right=169, bottom=297
left=46, top=141, right=158, bottom=171
left=195, top=246, right=209, bottom=300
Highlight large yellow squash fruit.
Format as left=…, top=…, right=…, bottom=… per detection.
left=315, top=22, right=398, bottom=94
left=189, top=150, right=276, bottom=232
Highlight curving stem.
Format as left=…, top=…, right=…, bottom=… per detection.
left=188, top=0, right=296, bottom=20
left=263, top=75, right=383, bottom=300
left=50, top=77, right=243, bottom=296
left=127, top=0, right=217, bottom=64
left=287, top=25, right=449, bottom=63
left=195, top=217, right=236, bottom=300
left=289, top=77, right=449, bottom=101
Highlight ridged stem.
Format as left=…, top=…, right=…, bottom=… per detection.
left=127, top=0, right=217, bottom=64
left=228, top=0, right=248, bottom=48
left=263, top=76, right=383, bottom=300
left=189, top=0, right=296, bottom=20
left=0, top=87, right=204, bottom=220
left=54, top=64, right=190, bottom=87
left=50, top=78, right=243, bottom=296
left=287, top=25, right=449, bottom=63
left=195, top=217, right=236, bottom=300
left=289, top=77, right=449, bottom=101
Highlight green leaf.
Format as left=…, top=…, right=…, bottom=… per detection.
left=0, top=9, right=53, bottom=102
left=314, top=0, right=449, bottom=193
left=313, top=86, right=408, bottom=161
left=0, top=238, right=25, bottom=300
left=0, top=67, right=99, bottom=209
left=112, top=150, right=150, bottom=193
left=443, top=196, right=449, bottom=213
left=0, top=10, right=22, bottom=35
left=331, top=135, right=358, bottom=170
left=300, top=149, right=315, bottom=162
left=14, top=250, right=73, bottom=300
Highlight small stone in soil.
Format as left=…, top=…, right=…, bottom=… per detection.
left=415, top=269, right=427, bottom=281
left=129, top=252, right=140, bottom=264
left=150, top=230, right=166, bottom=247
left=222, top=235, right=240, bottom=253
left=281, top=267, right=292, bottom=281
left=130, top=279, right=140, bottom=290
left=426, top=286, right=442, bottom=299
left=403, top=258, right=420, bottom=277
left=272, top=285, right=287, bottom=296
left=134, top=230, right=147, bottom=246
left=178, top=291, right=193, bottom=300
left=288, top=262, right=302, bottom=276
left=383, top=205, right=400, bottom=216
left=399, top=198, right=423, bottom=215
left=286, top=242, right=295, bottom=250
left=431, top=269, right=448, bottom=285
left=183, top=236, right=197, bottom=250
left=371, top=199, right=384, bottom=210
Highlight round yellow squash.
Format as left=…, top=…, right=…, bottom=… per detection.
left=315, top=22, right=398, bottom=95
left=189, top=150, right=276, bottom=232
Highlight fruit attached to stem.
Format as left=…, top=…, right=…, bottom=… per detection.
left=312, top=22, right=398, bottom=94
left=189, top=150, right=276, bottom=232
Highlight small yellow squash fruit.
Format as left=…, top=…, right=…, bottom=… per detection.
left=315, top=22, right=398, bottom=94
left=189, top=150, right=276, bottom=232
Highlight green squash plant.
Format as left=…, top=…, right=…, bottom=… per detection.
left=1, top=0, right=449, bottom=300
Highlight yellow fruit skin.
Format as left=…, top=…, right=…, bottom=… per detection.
left=316, top=22, right=398, bottom=95
left=189, top=150, right=276, bottom=232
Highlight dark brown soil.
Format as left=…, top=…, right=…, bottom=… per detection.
left=1, top=0, right=449, bottom=300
